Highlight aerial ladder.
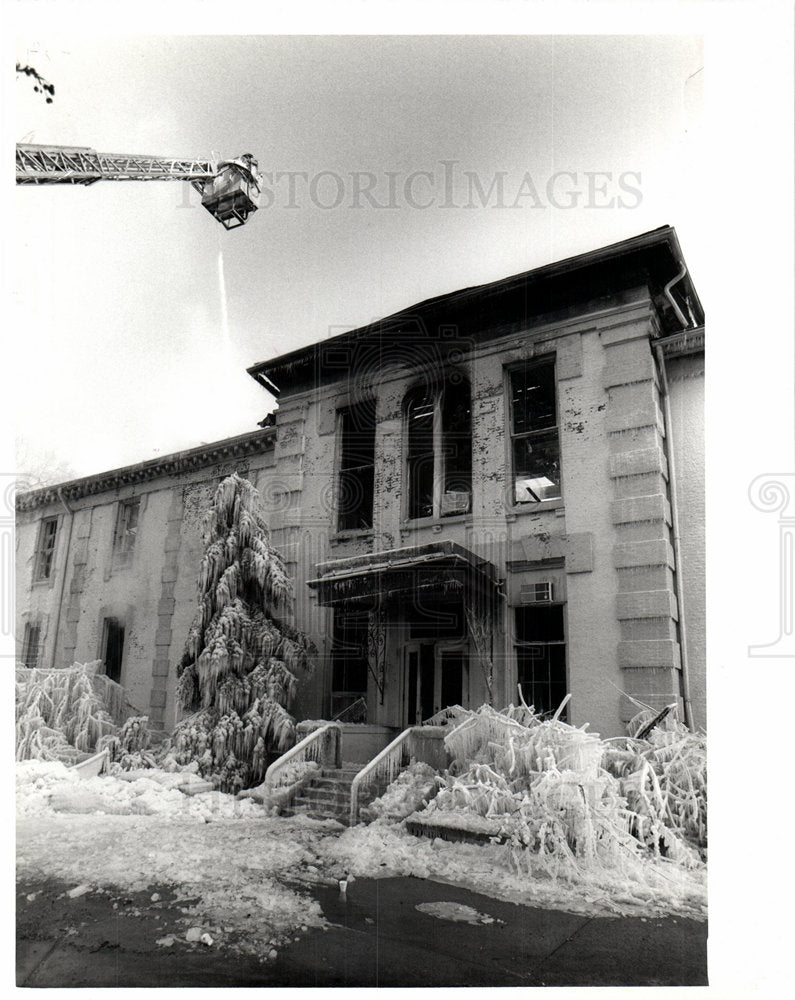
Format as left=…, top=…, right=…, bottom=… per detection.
left=15, top=143, right=262, bottom=229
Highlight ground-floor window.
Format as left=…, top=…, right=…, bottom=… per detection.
left=21, top=621, right=41, bottom=668
left=330, top=609, right=369, bottom=718
left=102, top=617, right=125, bottom=684
left=514, top=604, right=566, bottom=717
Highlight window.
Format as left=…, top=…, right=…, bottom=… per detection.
left=338, top=401, right=376, bottom=531
left=515, top=604, right=566, bottom=717
left=509, top=360, right=561, bottom=504
left=113, top=498, right=140, bottom=567
left=330, top=609, right=369, bottom=718
left=405, top=376, right=472, bottom=520
left=102, top=617, right=125, bottom=684
left=34, top=517, right=58, bottom=581
left=21, top=622, right=41, bottom=668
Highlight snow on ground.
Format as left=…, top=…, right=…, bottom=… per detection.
left=324, top=821, right=707, bottom=922
left=17, top=758, right=706, bottom=958
left=16, top=761, right=336, bottom=959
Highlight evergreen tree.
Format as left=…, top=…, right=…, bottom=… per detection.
left=173, top=473, right=314, bottom=792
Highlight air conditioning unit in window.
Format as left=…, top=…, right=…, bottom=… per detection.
left=520, top=581, right=554, bottom=603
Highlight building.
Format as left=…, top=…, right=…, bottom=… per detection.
left=15, top=226, right=705, bottom=745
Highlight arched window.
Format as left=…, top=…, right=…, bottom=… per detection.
left=405, top=375, right=472, bottom=520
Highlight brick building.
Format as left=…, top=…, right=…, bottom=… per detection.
left=15, top=226, right=705, bottom=744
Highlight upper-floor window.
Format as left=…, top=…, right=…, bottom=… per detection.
left=113, top=498, right=140, bottom=567
left=405, top=376, right=472, bottom=520
left=509, top=359, right=561, bottom=504
left=338, top=400, right=376, bottom=531
left=34, top=517, right=58, bottom=581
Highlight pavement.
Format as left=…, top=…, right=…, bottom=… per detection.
left=17, top=874, right=708, bottom=988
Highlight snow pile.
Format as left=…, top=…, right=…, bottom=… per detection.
left=360, top=762, right=440, bottom=823
left=16, top=760, right=265, bottom=821
left=16, top=662, right=123, bottom=763
left=406, top=703, right=705, bottom=880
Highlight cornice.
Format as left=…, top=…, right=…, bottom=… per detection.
left=16, top=427, right=276, bottom=513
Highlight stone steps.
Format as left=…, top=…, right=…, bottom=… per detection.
left=281, top=763, right=388, bottom=824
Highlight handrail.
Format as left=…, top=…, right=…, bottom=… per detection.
left=349, top=725, right=420, bottom=825
left=264, top=722, right=341, bottom=790
left=332, top=696, right=367, bottom=723
left=421, top=704, right=467, bottom=727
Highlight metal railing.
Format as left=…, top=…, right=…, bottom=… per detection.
left=421, top=704, right=468, bottom=727
left=264, top=722, right=341, bottom=792
left=349, top=726, right=422, bottom=825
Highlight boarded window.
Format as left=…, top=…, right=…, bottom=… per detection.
left=338, top=401, right=376, bottom=531
left=21, top=622, right=41, bottom=668
left=34, top=517, right=58, bottom=581
left=102, top=617, right=125, bottom=684
left=515, top=604, right=567, bottom=717
left=113, top=498, right=140, bottom=568
left=509, top=360, right=561, bottom=504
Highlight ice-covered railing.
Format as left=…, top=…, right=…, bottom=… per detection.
left=264, top=721, right=341, bottom=790
left=422, top=705, right=468, bottom=727
left=350, top=726, right=421, bottom=825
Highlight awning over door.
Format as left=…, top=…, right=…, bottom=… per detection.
left=307, top=540, right=499, bottom=607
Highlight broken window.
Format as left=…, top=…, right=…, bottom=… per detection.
left=405, top=376, right=472, bottom=520
left=113, top=498, right=140, bottom=567
left=515, top=604, right=567, bottom=717
left=21, top=621, right=41, bottom=668
left=34, top=517, right=58, bottom=582
left=102, top=617, right=125, bottom=684
left=338, top=400, right=376, bottom=531
left=330, top=609, right=369, bottom=718
left=509, top=360, right=561, bottom=504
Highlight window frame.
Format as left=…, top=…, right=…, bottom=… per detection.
left=101, top=616, right=125, bottom=684
left=336, top=399, right=377, bottom=533
left=112, top=497, right=141, bottom=569
left=329, top=607, right=370, bottom=717
left=33, top=516, right=58, bottom=583
left=21, top=620, right=42, bottom=668
left=506, top=357, right=563, bottom=508
left=403, top=375, right=473, bottom=523
left=513, top=601, right=568, bottom=719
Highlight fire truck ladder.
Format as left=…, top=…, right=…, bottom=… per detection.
left=15, top=143, right=261, bottom=229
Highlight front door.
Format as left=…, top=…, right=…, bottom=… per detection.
left=405, top=643, right=468, bottom=725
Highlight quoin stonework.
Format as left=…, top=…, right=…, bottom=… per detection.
left=15, top=226, right=705, bottom=749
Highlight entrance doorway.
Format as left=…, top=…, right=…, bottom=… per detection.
left=405, top=643, right=468, bottom=725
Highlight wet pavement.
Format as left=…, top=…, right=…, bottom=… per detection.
left=17, top=874, right=708, bottom=987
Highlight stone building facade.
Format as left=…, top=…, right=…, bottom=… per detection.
left=15, top=226, right=705, bottom=741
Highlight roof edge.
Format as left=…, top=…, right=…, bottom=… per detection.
left=248, top=225, right=701, bottom=390
left=16, top=426, right=276, bottom=513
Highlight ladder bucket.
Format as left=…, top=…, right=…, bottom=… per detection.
left=200, top=156, right=261, bottom=230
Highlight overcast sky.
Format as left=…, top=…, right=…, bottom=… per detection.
left=13, top=33, right=705, bottom=480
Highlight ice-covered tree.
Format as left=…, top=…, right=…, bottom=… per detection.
left=173, top=473, right=314, bottom=792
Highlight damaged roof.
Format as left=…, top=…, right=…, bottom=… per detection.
left=248, top=226, right=704, bottom=396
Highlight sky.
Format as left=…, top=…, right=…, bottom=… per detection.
left=11, top=32, right=707, bottom=479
